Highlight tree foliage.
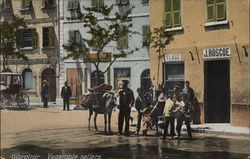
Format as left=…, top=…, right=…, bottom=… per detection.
left=0, top=15, right=28, bottom=70
left=150, top=26, right=174, bottom=54
left=63, top=5, right=138, bottom=86
left=150, top=26, right=174, bottom=85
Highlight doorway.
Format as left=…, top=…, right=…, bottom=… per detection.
left=41, top=68, right=56, bottom=102
left=204, top=60, right=230, bottom=123
left=141, top=69, right=151, bottom=92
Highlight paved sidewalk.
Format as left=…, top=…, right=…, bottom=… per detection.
left=183, top=123, right=250, bottom=137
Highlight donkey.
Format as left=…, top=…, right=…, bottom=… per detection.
left=81, top=92, right=119, bottom=133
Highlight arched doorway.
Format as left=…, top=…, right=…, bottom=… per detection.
left=91, top=70, right=104, bottom=88
left=41, top=68, right=56, bottom=102
left=141, top=69, right=151, bottom=92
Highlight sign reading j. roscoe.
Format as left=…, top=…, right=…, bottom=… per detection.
left=203, top=48, right=231, bottom=59
left=165, top=54, right=182, bottom=62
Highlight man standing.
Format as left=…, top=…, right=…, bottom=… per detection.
left=41, top=80, right=48, bottom=108
left=118, top=80, right=135, bottom=136
left=61, top=81, right=72, bottom=111
left=135, top=88, right=148, bottom=136
left=175, top=81, right=195, bottom=139
left=182, top=81, right=195, bottom=104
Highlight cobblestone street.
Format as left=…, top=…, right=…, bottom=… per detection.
left=1, top=108, right=249, bottom=159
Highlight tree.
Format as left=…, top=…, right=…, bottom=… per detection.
left=150, top=26, right=174, bottom=85
left=63, top=5, right=138, bottom=87
left=0, top=15, right=28, bottom=70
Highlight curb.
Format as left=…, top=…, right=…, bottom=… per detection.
left=182, top=128, right=250, bottom=138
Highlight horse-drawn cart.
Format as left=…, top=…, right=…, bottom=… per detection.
left=0, top=72, right=30, bottom=109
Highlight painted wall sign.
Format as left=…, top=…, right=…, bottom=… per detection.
left=203, top=48, right=231, bottom=59
left=165, top=54, right=182, bottom=62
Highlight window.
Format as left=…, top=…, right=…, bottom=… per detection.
left=141, top=69, right=151, bottom=92
left=114, top=68, right=130, bottom=90
left=91, top=71, right=104, bottom=88
left=2, top=0, right=11, bottom=9
left=68, top=0, right=79, bottom=10
left=164, top=0, right=181, bottom=28
left=164, top=63, right=184, bottom=90
left=142, top=0, right=148, bottom=3
left=22, top=0, right=32, bottom=8
left=16, top=29, right=37, bottom=48
left=206, top=0, right=226, bottom=22
left=92, top=0, right=104, bottom=8
left=43, top=27, right=55, bottom=48
left=42, top=0, right=55, bottom=8
left=117, top=30, right=128, bottom=49
left=142, top=25, right=150, bottom=46
left=22, top=69, right=33, bottom=90
left=116, top=0, right=129, bottom=5
left=69, top=30, right=83, bottom=45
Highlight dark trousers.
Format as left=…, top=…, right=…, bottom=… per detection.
left=63, top=99, right=70, bottom=110
left=43, top=97, right=48, bottom=108
left=118, top=109, right=131, bottom=134
left=176, top=114, right=192, bottom=137
left=136, top=112, right=143, bottom=134
left=163, top=116, right=175, bottom=138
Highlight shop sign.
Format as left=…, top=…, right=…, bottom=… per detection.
left=165, top=54, right=182, bottom=62
left=203, top=48, right=231, bottom=59
left=84, top=52, right=111, bottom=62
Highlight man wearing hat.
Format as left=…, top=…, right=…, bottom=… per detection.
left=41, top=80, right=48, bottom=108
left=118, top=80, right=135, bottom=136
left=61, top=81, right=72, bottom=111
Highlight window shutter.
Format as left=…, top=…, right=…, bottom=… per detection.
left=42, top=0, right=46, bottom=7
left=142, top=25, right=150, bottom=44
left=26, top=0, right=31, bottom=7
left=173, top=0, right=181, bottom=27
left=68, top=1, right=73, bottom=9
left=207, top=0, right=215, bottom=22
left=72, top=0, right=79, bottom=9
left=16, top=30, right=23, bottom=48
left=216, top=0, right=226, bottom=21
left=22, top=0, right=25, bottom=8
left=92, top=0, right=97, bottom=7
left=164, top=0, right=172, bottom=28
left=69, top=30, right=75, bottom=41
left=4, top=0, right=11, bottom=8
left=122, top=34, right=128, bottom=49
left=75, top=31, right=81, bottom=44
left=49, top=0, right=55, bottom=7
left=117, top=38, right=122, bottom=49
left=48, top=27, right=55, bottom=47
left=100, top=0, right=104, bottom=8
left=142, top=0, right=148, bottom=3
left=31, top=29, right=37, bottom=48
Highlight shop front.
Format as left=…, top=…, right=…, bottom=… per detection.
left=203, top=47, right=231, bottom=123
left=163, top=54, right=184, bottom=90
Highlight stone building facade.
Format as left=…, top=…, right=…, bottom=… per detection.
left=0, top=0, right=60, bottom=103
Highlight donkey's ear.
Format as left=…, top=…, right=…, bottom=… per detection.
left=102, top=93, right=108, bottom=99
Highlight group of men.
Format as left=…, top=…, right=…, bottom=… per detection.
left=41, top=80, right=72, bottom=110
left=41, top=79, right=195, bottom=139
left=132, top=81, right=195, bottom=139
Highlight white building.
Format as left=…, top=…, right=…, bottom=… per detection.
left=59, top=0, right=150, bottom=99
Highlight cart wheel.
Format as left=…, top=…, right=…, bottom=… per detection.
left=18, top=93, right=30, bottom=109
left=0, top=93, right=7, bottom=108
left=1, top=93, right=14, bottom=108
